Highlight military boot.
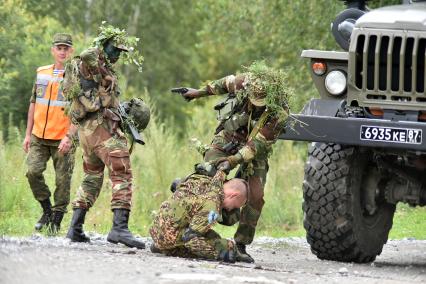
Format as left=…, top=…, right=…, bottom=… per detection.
left=66, top=208, right=90, bottom=242
left=150, top=243, right=162, bottom=254
left=48, top=211, right=64, bottom=235
left=107, top=209, right=145, bottom=249
left=236, top=243, right=255, bottom=263
left=35, top=199, right=52, bottom=231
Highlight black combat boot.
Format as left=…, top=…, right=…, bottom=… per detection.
left=66, top=208, right=90, bottom=242
left=35, top=199, right=52, bottom=231
left=107, top=209, right=145, bottom=249
left=236, top=243, right=255, bottom=263
left=48, top=211, right=64, bottom=235
left=150, top=243, right=162, bottom=254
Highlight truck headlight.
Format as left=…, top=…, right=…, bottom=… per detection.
left=325, top=70, right=347, bottom=96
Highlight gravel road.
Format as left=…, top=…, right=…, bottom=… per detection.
left=0, top=234, right=425, bottom=284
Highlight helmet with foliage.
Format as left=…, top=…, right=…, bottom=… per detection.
left=123, top=98, right=151, bottom=132
left=92, top=22, right=144, bottom=72
left=237, top=61, right=291, bottom=119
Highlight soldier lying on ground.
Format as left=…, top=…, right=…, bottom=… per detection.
left=172, top=61, right=291, bottom=262
left=150, top=170, right=251, bottom=263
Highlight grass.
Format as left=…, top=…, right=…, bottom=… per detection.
left=390, top=204, right=426, bottom=239
left=1, top=105, right=426, bottom=240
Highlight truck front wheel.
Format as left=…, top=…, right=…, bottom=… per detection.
left=303, top=143, right=396, bottom=263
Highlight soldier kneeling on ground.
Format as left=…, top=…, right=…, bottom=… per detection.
left=149, top=168, right=251, bottom=263
left=172, top=61, right=291, bottom=263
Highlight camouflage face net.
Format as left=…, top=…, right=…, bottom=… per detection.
left=92, top=21, right=144, bottom=72
left=237, top=61, right=292, bottom=121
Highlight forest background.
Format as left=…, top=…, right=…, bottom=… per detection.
left=1, top=0, right=424, bottom=239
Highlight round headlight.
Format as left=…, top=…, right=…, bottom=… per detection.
left=325, top=70, right=347, bottom=96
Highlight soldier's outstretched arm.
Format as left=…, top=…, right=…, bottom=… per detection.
left=203, top=74, right=247, bottom=96
left=172, top=74, right=246, bottom=102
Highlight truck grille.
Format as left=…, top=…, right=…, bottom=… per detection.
left=353, top=31, right=426, bottom=102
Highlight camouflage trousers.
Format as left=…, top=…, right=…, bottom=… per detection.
left=150, top=217, right=232, bottom=260
left=72, top=118, right=133, bottom=210
left=204, top=132, right=269, bottom=245
left=26, top=134, right=75, bottom=212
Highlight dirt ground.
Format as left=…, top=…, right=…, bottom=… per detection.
left=0, top=234, right=425, bottom=284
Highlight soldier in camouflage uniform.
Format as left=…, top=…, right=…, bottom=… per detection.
left=174, top=61, right=290, bottom=262
left=150, top=170, right=249, bottom=262
left=63, top=24, right=145, bottom=249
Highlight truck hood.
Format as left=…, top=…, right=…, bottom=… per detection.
left=356, top=3, right=426, bottom=31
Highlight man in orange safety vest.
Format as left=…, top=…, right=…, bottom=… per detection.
left=22, top=33, right=77, bottom=234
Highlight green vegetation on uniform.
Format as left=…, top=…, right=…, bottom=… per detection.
left=92, top=22, right=144, bottom=72
left=238, top=61, right=291, bottom=119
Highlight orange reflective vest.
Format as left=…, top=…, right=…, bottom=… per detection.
left=32, top=64, right=70, bottom=140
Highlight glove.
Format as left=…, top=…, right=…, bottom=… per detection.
left=169, top=178, right=182, bottom=193
left=195, top=162, right=217, bottom=177
left=214, top=153, right=243, bottom=171
left=216, top=160, right=231, bottom=174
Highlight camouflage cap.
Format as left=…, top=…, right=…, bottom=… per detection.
left=52, top=33, right=73, bottom=47
left=237, top=61, right=291, bottom=114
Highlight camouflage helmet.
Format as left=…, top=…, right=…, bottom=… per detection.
left=237, top=61, right=292, bottom=116
left=93, top=23, right=129, bottom=50
left=248, top=91, right=267, bottom=107
left=92, top=22, right=144, bottom=72
left=125, top=98, right=150, bottom=132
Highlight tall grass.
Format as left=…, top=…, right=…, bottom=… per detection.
left=1, top=103, right=425, bottom=240
left=0, top=101, right=305, bottom=237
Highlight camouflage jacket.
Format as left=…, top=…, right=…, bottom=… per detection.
left=202, top=74, right=286, bottom=162
left=62, top=47, right=119, bottom=124
left=154, top=172, right=226, bottom=245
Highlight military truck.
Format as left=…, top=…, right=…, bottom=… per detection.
left=280, top=0, right=426, bottom=263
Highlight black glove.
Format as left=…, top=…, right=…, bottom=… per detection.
left=216, top=160, right=231, bottom=174
left=169, top=178, right=182, bottom=193
left=214, top=153, right=243, bottom=172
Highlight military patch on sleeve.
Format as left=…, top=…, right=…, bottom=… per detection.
left=208, top=210, right=219, bottom=224
left=36, top=86, right=45, bottom=98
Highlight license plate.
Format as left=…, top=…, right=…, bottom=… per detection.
left=360, top=125, right=422, bottom=145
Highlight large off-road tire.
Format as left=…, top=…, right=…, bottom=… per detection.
left=303, top=143, right=396, bottom=263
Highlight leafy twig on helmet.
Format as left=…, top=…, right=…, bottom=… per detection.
left=92, top=21, right=144, bottom=72
left=236, top=61, right=292, bottom=122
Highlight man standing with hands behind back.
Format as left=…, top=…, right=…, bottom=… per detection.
left=22, top=33, right=77, bottom=234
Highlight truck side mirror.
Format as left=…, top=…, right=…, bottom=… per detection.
left=332, top=8, right=365, bottom=51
